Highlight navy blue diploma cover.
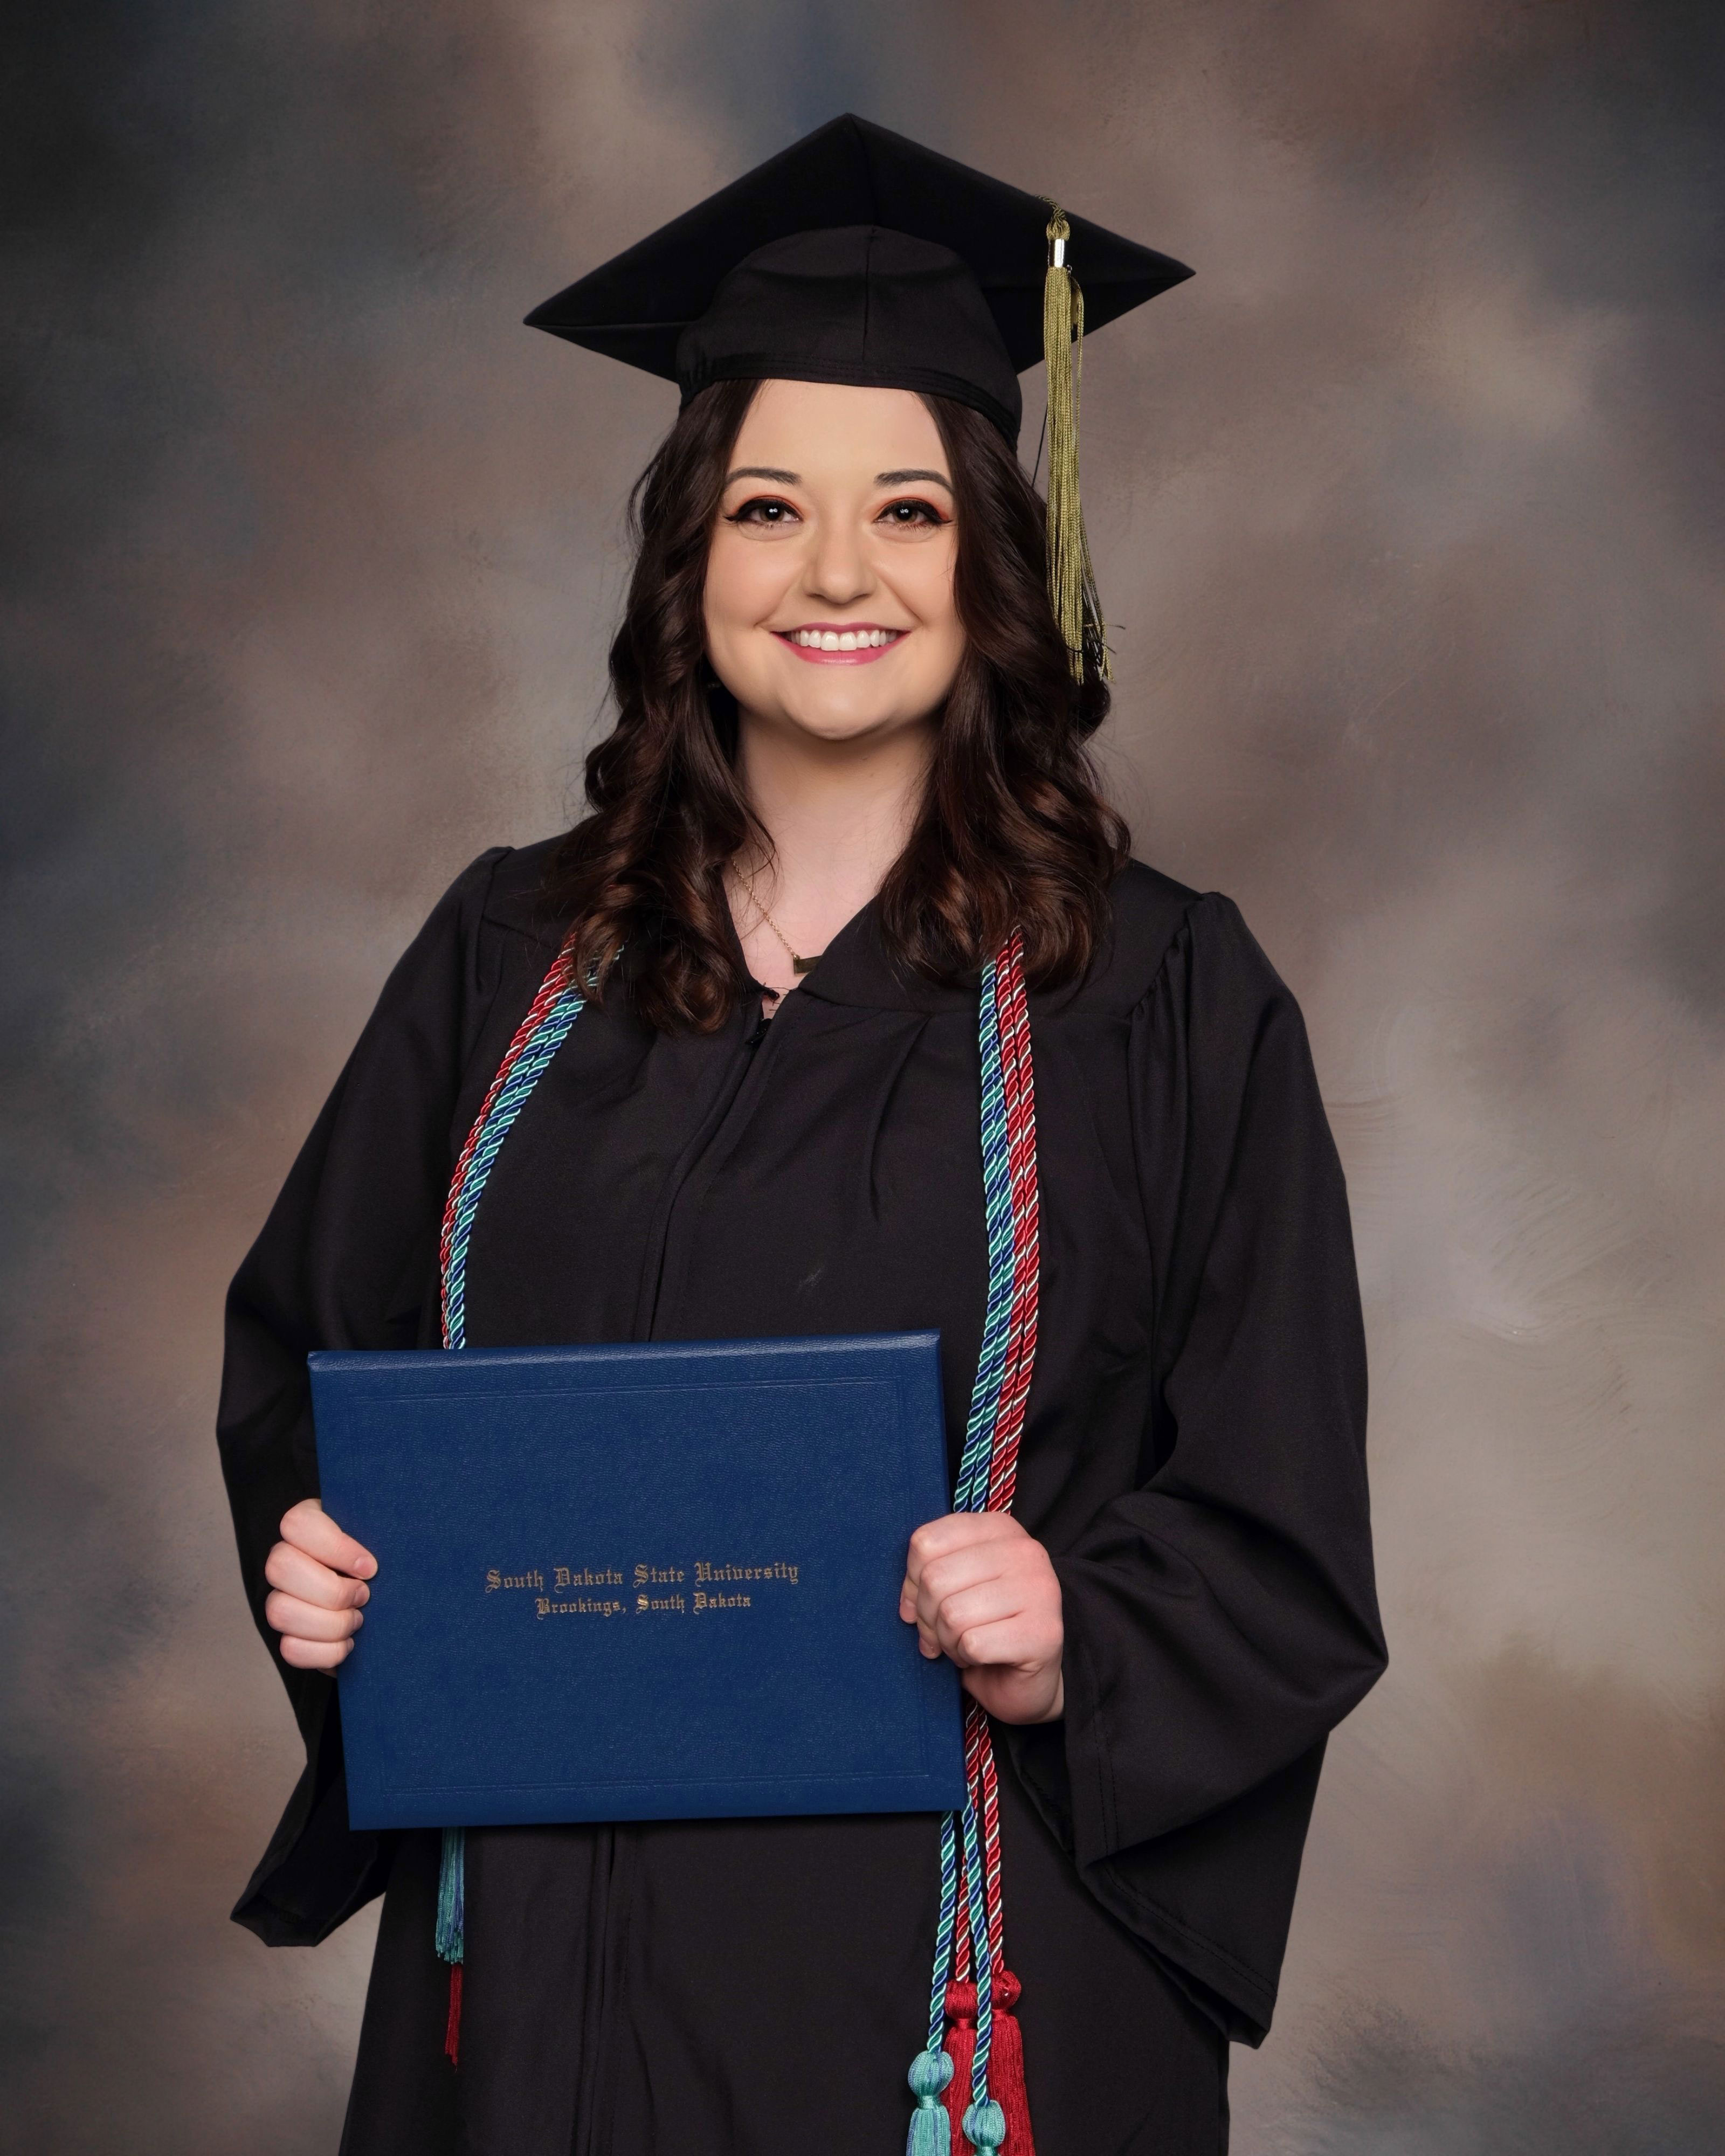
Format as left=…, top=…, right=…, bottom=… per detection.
left=308, top=1333, right=967, bottom=1829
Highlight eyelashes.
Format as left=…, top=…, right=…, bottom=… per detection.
left=723, top=495, right=951, bottom=529
left=726, top=497, right=797, bottom=525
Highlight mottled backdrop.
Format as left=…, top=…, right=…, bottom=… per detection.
left=4, top=2, right=1722, bottom=2148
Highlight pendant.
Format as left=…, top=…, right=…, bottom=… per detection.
left=792, top=954, right=818, bottom=975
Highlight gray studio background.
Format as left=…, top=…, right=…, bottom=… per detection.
left=5, top=2, right=1723, bottom=2148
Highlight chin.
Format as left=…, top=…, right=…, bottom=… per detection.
left=778, top=696, right=925, bottom=744
left=782, top=666, right=953, bottom=736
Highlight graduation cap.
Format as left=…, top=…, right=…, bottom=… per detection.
left=528, top=114, right=1191, bottom=679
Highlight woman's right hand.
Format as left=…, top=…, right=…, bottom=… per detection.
left=264, top=1497, right=377, bottom=1670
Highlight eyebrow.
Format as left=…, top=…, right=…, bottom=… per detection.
left=721, top=466, right=955, bottom=489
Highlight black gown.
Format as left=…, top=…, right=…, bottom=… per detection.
left=217, top=838, right=1386, bottom=2156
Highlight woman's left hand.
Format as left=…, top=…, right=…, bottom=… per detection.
left=899, top=1512, right=1065, bottom=1724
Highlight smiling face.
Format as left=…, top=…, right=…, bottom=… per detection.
left=702, top=378, right=966, bottom=747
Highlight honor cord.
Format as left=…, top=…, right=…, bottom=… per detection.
left=432, top=933, right=1039, bottom=2151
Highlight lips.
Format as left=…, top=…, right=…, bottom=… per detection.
left=775, top=624, right=906, bottom=665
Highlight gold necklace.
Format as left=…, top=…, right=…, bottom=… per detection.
left=756, top=903, right=823, bottom=977
left=730, top=865, right=826, bottom=986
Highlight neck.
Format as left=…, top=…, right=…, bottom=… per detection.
left=732, top=710, right=934, bottom=946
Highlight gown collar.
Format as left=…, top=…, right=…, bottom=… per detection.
left=744, top=897, right=983, bottom=1017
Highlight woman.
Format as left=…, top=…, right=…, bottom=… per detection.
left=219, top=117, right=1385, bottom=2156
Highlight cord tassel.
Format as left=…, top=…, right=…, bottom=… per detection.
left=436, top=1825, right=466, bottom=2065
left=1041, top=205, right=1109, bottom=684
left=443, top=1964, right=464, bottom=2066
left=981, top=1970, right=1035, bottom=2155
left=906, top=2047, right=955, bottom=2155
left=940, top=1967, right=1030, bottom=2150
left=434, top=1825, right=466, bottom=1959
left=942, top=1984, right=978, bottom=2151
left=963, top=2100, right=1008, bottom=2155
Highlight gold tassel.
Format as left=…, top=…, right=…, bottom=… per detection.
left=1041, top=204, right=1110, bottom=683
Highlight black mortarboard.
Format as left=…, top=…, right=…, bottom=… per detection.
left=528, top=113, right=1189, bottom=443
left=527, top=114, right=1192, bottom=676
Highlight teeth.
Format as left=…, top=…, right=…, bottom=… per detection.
left=791, top=628, right=899, bottom=648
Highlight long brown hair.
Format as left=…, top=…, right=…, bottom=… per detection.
left=550, top=378, right=1130, bottom=1031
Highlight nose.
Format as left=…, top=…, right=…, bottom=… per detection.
left=803, top=512, right=874, bottom=609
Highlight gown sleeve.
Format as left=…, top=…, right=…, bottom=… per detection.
left=1006, top=891, right=1387, bottom=2042
left=217, top=848, right=514, bottom=1946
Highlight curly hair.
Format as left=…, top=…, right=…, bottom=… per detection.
left=548, top=378, right=1130, bottom=1031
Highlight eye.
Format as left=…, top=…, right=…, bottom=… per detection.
left=726, top=495, right=801, bottom=527
left=876, top=497, right=950, bottom=529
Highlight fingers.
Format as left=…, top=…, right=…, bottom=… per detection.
left=905, top=1511, right=1025, bottom=1581
left=264, top=1539, right=371, bottom=1612
left=900, top=1518, right=1062, bottom=1674
left=918, top=1579, right=1058, bottom=1668
left=963, top=1662, right=1065, bottom=1726
left=265, top=1588, right=365, bottom=1646
left=279, top=1631, right=356, bottom=1673
left=899, top=1511, right=1027, bottom=1625
left=263, top=1502, right=375, bottom=1676
left=911, top=1543, right=1030, bottom=1642
left=919, top=1579, right=1019, bottom=1659
left=943, top=1614, right=1051, bottom=1669
left=279, top=1497, right=377, bottom=1580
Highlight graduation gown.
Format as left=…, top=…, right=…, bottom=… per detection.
left=218, top=838, right=1386, bottom=2156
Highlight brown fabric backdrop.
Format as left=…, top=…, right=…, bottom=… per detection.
left=5, top=3, right=1722, bottom=2146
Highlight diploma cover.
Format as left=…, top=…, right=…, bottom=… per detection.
left=309, top=1332, right=967, bottom=1829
